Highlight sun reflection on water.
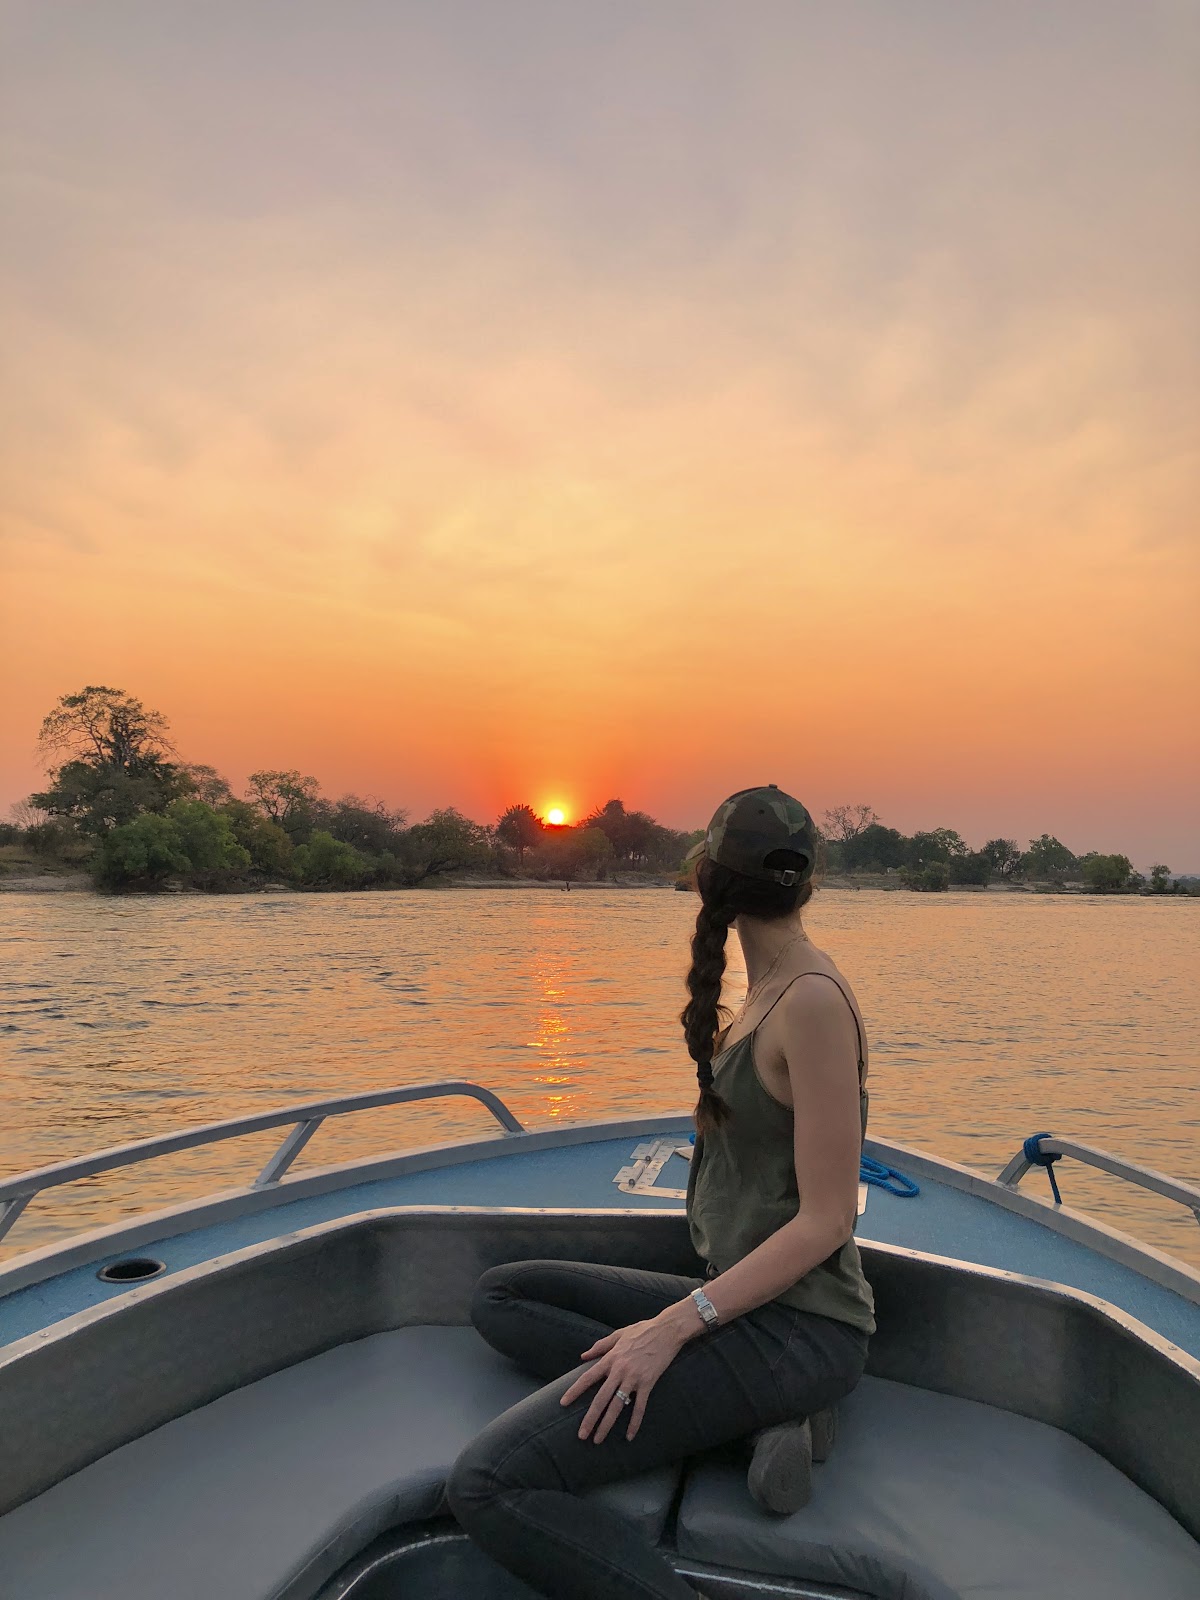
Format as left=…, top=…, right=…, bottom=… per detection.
left=2, top=889, right=1198, bottom=1267
left=527, top=956, right=583, bottom=1120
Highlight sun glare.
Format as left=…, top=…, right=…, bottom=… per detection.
left=545, top=807, right=566, bottom=826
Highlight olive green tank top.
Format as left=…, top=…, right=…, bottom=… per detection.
left=685, top=970, right=876, bottom=1334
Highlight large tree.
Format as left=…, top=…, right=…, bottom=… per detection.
left=1080, top=853, right=1134, bottom=893
left=982, top=838, right=1023, bottom=878
left=823, top=804, right=880, bottom=844
left=320, top=795, right=408, bottom=855
left=32, top=686, right=185, bottom=835
left=841, top=823, right=907, bottom=872
left=396, top=808, right=490, bottom=885
left=582, top=799, right=669, bottom=866
left=584, top=798, right=632, bottom=852
left=37, top=685, right=173, bottom=772
left=8, top=798, right=48, bottom=830
left=948, top=850, right=992, bottom=886
left=621, top=810, right=662, bottom=867
left=907, top=828, right=968, bottom=865
left=246, top=770, right=323, bottom=840
left=1023, top=834, right=1076, bottom=882
left=529, top=825, right=613, bottom=882
left=181, top=764, right=234, bottom=807
left=496, top=803, right=544, bottom=863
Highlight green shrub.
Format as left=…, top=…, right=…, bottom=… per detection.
left=165, top=801, right=250, bottom=879
left=901, top=861, right=950, bottom=892
left=222, top=800, right=294, bottom=878
left=1081, top=853, right=1134, bottom=893
left=948, top=850, right=992, bottom=886
left=292, top=831, right=368, bottom=888
left=96, top=814, right=191, bottom=889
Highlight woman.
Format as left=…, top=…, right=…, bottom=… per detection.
left=447, top=784, right=874, bottom=1598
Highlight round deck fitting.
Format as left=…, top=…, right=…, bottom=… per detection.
left=97, top=1256, right=166, bottom=1284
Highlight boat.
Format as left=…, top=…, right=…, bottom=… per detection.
left=0, top=1080, right=1197, bottom=1598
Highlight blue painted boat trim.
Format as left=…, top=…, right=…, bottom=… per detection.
left=1, top=1127, right=1197, bottom=1361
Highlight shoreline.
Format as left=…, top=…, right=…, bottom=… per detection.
left=0, top=871, right=1194, bottom=900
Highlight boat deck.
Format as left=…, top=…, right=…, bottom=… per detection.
left=3, top=1124, right=1198, bottom=1359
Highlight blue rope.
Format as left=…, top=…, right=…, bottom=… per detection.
left=859, top=1155, right=920, bottom=1198
left=1022, top=1131, right=1063, bottom=1205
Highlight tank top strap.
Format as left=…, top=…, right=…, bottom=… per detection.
left=755, top=969, right=866, bottom=1083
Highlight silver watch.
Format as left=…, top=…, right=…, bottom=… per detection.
left=690, top=1286, right=720, bottom=1330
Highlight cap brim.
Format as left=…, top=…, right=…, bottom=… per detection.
left=684, top=839, right=707, bottom=863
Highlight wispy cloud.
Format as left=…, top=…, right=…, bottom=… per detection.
left=2, top=2, right=1197, bottom=859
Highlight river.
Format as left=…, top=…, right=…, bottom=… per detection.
left=1, top=887, right=1197, bottom=1268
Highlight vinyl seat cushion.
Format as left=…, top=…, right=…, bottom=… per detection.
left=0, top=1325, right=680, bottom=1600
left=676, top=1374, right=1200, bottom=1600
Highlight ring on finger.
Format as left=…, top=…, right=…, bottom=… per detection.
left=615, top=1388, right=633, bottom=1407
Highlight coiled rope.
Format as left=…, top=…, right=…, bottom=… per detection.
left=859, top=1155, right=920, bottom=1198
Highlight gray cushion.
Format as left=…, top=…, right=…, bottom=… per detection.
left=0, top=1326, right=680, bottom=1600
left=677, top=1375, right=1200, bottom=1600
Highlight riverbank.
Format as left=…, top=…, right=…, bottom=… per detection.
left=0, top=873, right=93, bottom=893
left=0, top=855, right=679, bottom=894
left=3, top=846, right=1194, bottom=899
left=3, top=872, right=1195, bottom=899
left=0, top=845, right=92, bottom=892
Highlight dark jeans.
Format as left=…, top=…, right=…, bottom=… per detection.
left=446, top=1260, right=869, bottom=1599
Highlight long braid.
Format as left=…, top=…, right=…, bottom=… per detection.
left=680, top=898, right=738, bottom=1132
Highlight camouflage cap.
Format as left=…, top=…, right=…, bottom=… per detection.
left=687, top=785, right=817, bottom=886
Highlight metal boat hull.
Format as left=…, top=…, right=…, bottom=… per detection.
left=0, top=1089, right=1197, bottom=1597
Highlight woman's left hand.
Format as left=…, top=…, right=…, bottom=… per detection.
left=559, top=1314, right=689, bottom=1443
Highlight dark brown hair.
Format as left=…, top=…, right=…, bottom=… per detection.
left=681, top=852, right=814, bottom=1134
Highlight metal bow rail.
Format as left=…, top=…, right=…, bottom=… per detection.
left=999, top=1133, right=1200, bottom=1227
left=0, top=1080, right=525, bottom=1248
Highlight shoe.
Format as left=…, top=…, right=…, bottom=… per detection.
left=810, top=1405, right=837, bottom=1463
left=747, top=1416, right=813, bottom=1515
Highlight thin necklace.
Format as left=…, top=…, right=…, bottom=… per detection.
left=740, top=930, right=809, bottom=1013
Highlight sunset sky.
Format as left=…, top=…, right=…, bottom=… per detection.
left=2, top=2, right=1197, bottom=866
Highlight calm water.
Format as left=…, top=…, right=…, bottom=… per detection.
left=1, top=888, right=1197, bottom=1268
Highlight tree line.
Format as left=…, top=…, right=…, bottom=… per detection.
left=2, top=690, right=1188, bottom=896
left=2, top=688, right=697, bottom=892
left=820, top=804, right=1188, bottom=895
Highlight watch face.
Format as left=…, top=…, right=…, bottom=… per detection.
left=692, top=1287, right=718, bottom=1325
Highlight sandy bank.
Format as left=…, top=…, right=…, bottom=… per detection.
left=0, top=872, right=93, bottom=893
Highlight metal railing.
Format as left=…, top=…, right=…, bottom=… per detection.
left=0, top=1080, right=525, bottom=1248
left=999, top=1134, right=1200, bottom=1227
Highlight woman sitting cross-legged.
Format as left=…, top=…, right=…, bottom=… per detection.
left=447, top=784, right=875, bottom=1599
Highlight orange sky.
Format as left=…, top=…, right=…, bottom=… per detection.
left=2, top=4, right=1198, bottom=865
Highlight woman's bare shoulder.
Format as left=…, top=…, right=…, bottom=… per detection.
left=778, top=965, right=857, bottom=1020
left=772, top=956, right=865, bottom=1057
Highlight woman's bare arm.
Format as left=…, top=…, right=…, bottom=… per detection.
left=559, top=976, right=864, bottom=1442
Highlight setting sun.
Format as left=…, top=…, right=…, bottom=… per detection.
left=545, top=808, right=566, bottom=827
